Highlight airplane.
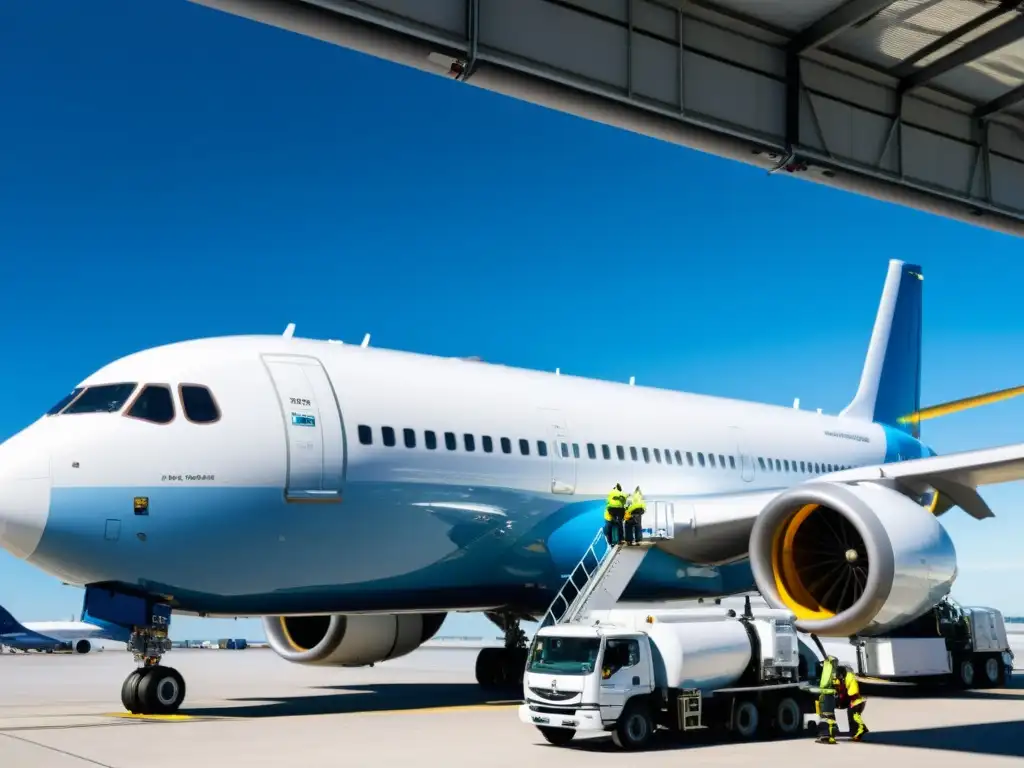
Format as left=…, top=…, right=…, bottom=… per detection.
left=1, top=258, right=1023, bottom=716
left=0, top=603, right=126, bottom=654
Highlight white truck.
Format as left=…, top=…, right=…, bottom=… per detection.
left=820, top=597, right=1014, bottom=689
left=518, top=605, right=814, bottom=751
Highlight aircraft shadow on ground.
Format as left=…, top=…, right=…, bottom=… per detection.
left=861, top=675, right=1024, bottom=701
left=179, top=683, right=522, bottom=719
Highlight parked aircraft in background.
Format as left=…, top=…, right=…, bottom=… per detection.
left=0, top=259, right=1022, bottom=715
left=0, top=604, right=125, bottom=654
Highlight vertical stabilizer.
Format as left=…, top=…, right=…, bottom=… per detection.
left=840, top=260, right=923, bottom=437
left=0, top=605, right=26, bottom=634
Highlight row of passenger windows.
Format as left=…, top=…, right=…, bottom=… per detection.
left=356, top=424, right=852, bottom=475
left=46, top=383, right=220, bottom=425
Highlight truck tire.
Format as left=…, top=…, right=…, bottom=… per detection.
left=611, top=701, right=654, bottom=751
left=773, top=696, right=802, bottom=738
left=981, top=655, right=1004, bottom=687
left=537, top=727, right=575, bottom=746
left=955, top=657, right=976, bottom=689
left=731, top=699, right=759, bottom=740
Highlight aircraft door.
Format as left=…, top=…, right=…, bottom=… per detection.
left=262, top=354, right=345, bottom=502
left=730, top=426, right=754, bottom=483
left=540, top=408, right=575, bottom=495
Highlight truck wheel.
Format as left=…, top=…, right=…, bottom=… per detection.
left=981, top=655, right=1004, bottom=687
left=611, top=702, right=654, bottom=751
left=956, top=657, right=976, bottom=689
left=732, top=700, right=759, bottom=740
left=773, top=697, right=802, bottom=738
left=537, top=727, right=575, bottom=746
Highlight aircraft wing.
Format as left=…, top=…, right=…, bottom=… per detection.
left=825, top=442, right=1024, bottom=519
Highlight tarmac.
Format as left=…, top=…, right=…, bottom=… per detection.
left=2, top=646, right=1023, bottom=767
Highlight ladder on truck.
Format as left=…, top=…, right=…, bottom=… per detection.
left=539, top=501, right=675, bottom=628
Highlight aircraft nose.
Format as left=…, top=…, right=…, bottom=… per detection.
left=0, top=441, right=51, bottom=560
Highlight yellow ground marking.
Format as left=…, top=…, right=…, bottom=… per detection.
left=104, top=713, right=195, bottom=721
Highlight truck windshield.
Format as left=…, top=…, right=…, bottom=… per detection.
left=527, top=635, right=601, bottom=676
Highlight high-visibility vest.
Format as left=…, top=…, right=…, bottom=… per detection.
left=843, top=671, right=864, bottom=707
left=604, top=489, right=626, bottom=520
left=817, top=657, right=837, bottom=695
left=626, top=491, right=645, bottom=519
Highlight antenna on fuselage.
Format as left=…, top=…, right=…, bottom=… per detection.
left=360, top=333, right=371, bottom=348
left=793, top=398, right=800, bottom=409
left=555, top=368, right=560, bottom=375
left=282, top=323, right=296, bottom=338
left=629, top=376, right=635, bottom=386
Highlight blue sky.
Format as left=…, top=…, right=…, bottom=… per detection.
left=2, top=0, right=1024, bottom=642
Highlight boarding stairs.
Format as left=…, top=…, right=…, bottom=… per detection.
left=539, top=501, right=675, bottom=628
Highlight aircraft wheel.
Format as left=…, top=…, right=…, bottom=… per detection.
left=135, top=666, right=186, bottom=715
left=475, top=647, right=501, bottom=688
left=120, top=668, right=150, bottom=714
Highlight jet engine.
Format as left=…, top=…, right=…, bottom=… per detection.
left=263, top=612, right=447, bottom=667
left=749, top=481, right=957, bottom=637
left=73, top=639, right=91, bottom=654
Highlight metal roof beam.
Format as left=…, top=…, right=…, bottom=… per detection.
left=900, top=14, right=1024, bottom=93
left=977, top=82, right=1024, bottom=118
left=892, top=3, right=1019, bottom=78
left=789, top=0, right=896, bottom=53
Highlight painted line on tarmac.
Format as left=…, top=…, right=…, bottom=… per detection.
left=103, top=713, right=196, bottom=721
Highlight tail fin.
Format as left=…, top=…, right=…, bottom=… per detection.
left=840, top=260, right=923, bottom=438
left=0, top=605, right=26, bottom=634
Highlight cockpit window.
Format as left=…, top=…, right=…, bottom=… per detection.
left=62, top=383, right=138, bottom=414
left=46, top=388, right=84, bottom=415
left=179, top=385, right=220, bottom=423
left=126, top=385, right=175, bottom=424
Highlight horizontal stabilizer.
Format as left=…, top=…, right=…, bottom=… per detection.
left=899, top=384, right=1024, bottom=428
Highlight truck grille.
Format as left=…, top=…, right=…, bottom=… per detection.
left=529, top=687, right=577, bottom=702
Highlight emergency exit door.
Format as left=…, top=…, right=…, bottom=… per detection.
left=262, top=354, right=345, bottom=502
left=730, top=426, right=754, bottom=483
left=540, top=408, right=575, bottom=495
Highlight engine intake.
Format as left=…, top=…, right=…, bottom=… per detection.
left=749, top=481, right=957, bottom=637
left=264, top=612, right=447, bottom=667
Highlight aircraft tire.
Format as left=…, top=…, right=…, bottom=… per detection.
left=135, top=667, right=187, bottom=715
left=475, top=647, right=502, bottom=688
left=121, top=668, right=149, bottom=714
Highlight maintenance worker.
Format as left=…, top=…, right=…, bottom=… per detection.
left=811, top=655, right=840, bottom=744
left=624, top=486, right=646, bottom=545
left=604, top=484, right=627, bottom=546
left=837, top=665, right=869, bottom=741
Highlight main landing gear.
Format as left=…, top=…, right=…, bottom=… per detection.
left=120, top=621, right=186, bottom=715
left=476, top=612, right=529, bottom=689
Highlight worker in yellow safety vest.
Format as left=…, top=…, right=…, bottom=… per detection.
left=837, top=665, right=869, bottom=741
left=604, top=484, right=627, bottom=546
left=624, top=487, right=646, bottom=546
left=812, top=655, right=839, bottom=744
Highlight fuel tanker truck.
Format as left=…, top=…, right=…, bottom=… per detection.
left=518, top=603, right=814, bottom=750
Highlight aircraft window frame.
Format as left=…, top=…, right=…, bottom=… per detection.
left=718, top=454, right=725, bottom=468
left=46, top=387, right=84, bottom=416
left=358, top=425, right=373, bottom=445
left=425, top=430, right=437, bottom=450
left=572, top=443, right=580, bottom=459
left=664, top=449, right=672, bottom=465
left=602, top=444, right=611, bottom=460
left=561, top=442, right=570, bottom=458
left=642, top=447, right=650, bottom=463
left=674, top=450, right=682, bottom=465
left=382, top=426, right=396, bottom=447
left=124, top=384, right=176, bottom=425
left=616, top=445, right=625, bottom=461
left=708, top=453, right=716, bottom=468
left=587, top=443, right=597, bottom=460
left=464, top=434, right=476, bottom=452
left=445, top=432, right=457, bottom=451
left=783, top=459, right=789, bottom=472
left=482, top=435, right=494, bottom=453
left=62, top=383, right=138, bottom=415
left=654, top=449, right=662, bottom=464
left=800, top=461, right=806, bottom=472
left=501, top=437, right=512, bottom=454
left=686, top=452, right=694, bottom=466
left=519, top=439, right=530, bottom=456
left=403, top=428, right=416, bottom=448
left=630, top=447, right=638, bottom=461
left=758, top=457, right=765, bottom=470
left=537, top=440, right=548, bottom=457
left=178, top=384, right=221, bottom=424
left=697, top=452, right=705, bottom=467
left=775, top=459, right=782, bottom=471
left=729, top=456, right=736, bottom=469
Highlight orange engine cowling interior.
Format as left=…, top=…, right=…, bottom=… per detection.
left=770, top=503, right=870, bottom=621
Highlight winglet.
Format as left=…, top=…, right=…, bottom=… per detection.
left=360, top=333, right=371, bottom=348
left=282, top=323, right=296, bottom=338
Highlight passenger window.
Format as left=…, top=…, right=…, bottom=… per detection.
left=664, top=449, right=672, bottom=465
left=800, top=461, right=806, bottom=472
left=630, top=447, right=638, bottom=461
left=464, top=434, right=476, bottom=452
left=729, top=456, right=736, bottom=469
left=63, top=383, right=137, bottom=414
left=654, top=449, right=662, bottom=464
left=425, top=430, right=437, bottom=450
left=814, top=462, right=820, bottom=473
left=46, top=387, right=83, bottom=416
left=783, top=459, right=789, bottom=471
left=718, top=454, right=725, bottom=467
left=483, top=436, right=493, bottom=453
left=382, top=427, right=396, bottom=447
left=519, top=439, right=530, bottom=456
left=126, top=385, right=175, bottom=424
left=445, top=432, right=457, bottom=450
left=180, top=385, right=220, bottom=423
left=561, top=442, right=569, bottom=458
left=697, top=452, right=705, bottom=467
left=686, top=452, right=694, bottom=466
left=602, top=444, right=611, bottom=460
left=587, top=444, right=597, bottom=459
left=758, top=457, right=765, bottom=470
left=404, top=428, right=416, bottom=448
left=708, top=453, right=716, bottom=467
left=572, top=443, right=580, bottom=459
left=538, top=440, right=548, bottom=457
left=775, top=459, right=782, bottom=471
left=358, top=425, right=373, bottom=445
left=616, top=445, right=625, bottom=461
left=501, top=437, right=512, bottom=454
left=674, top=450, right=682, bottom=464
left=642, top=448, right=650, bottom=463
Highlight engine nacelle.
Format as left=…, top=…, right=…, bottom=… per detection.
left=749, top=481, right=957, bottom=637
left=73, top=639, right=91, bottom=654
left=264, top=612, right=447, bottom=667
